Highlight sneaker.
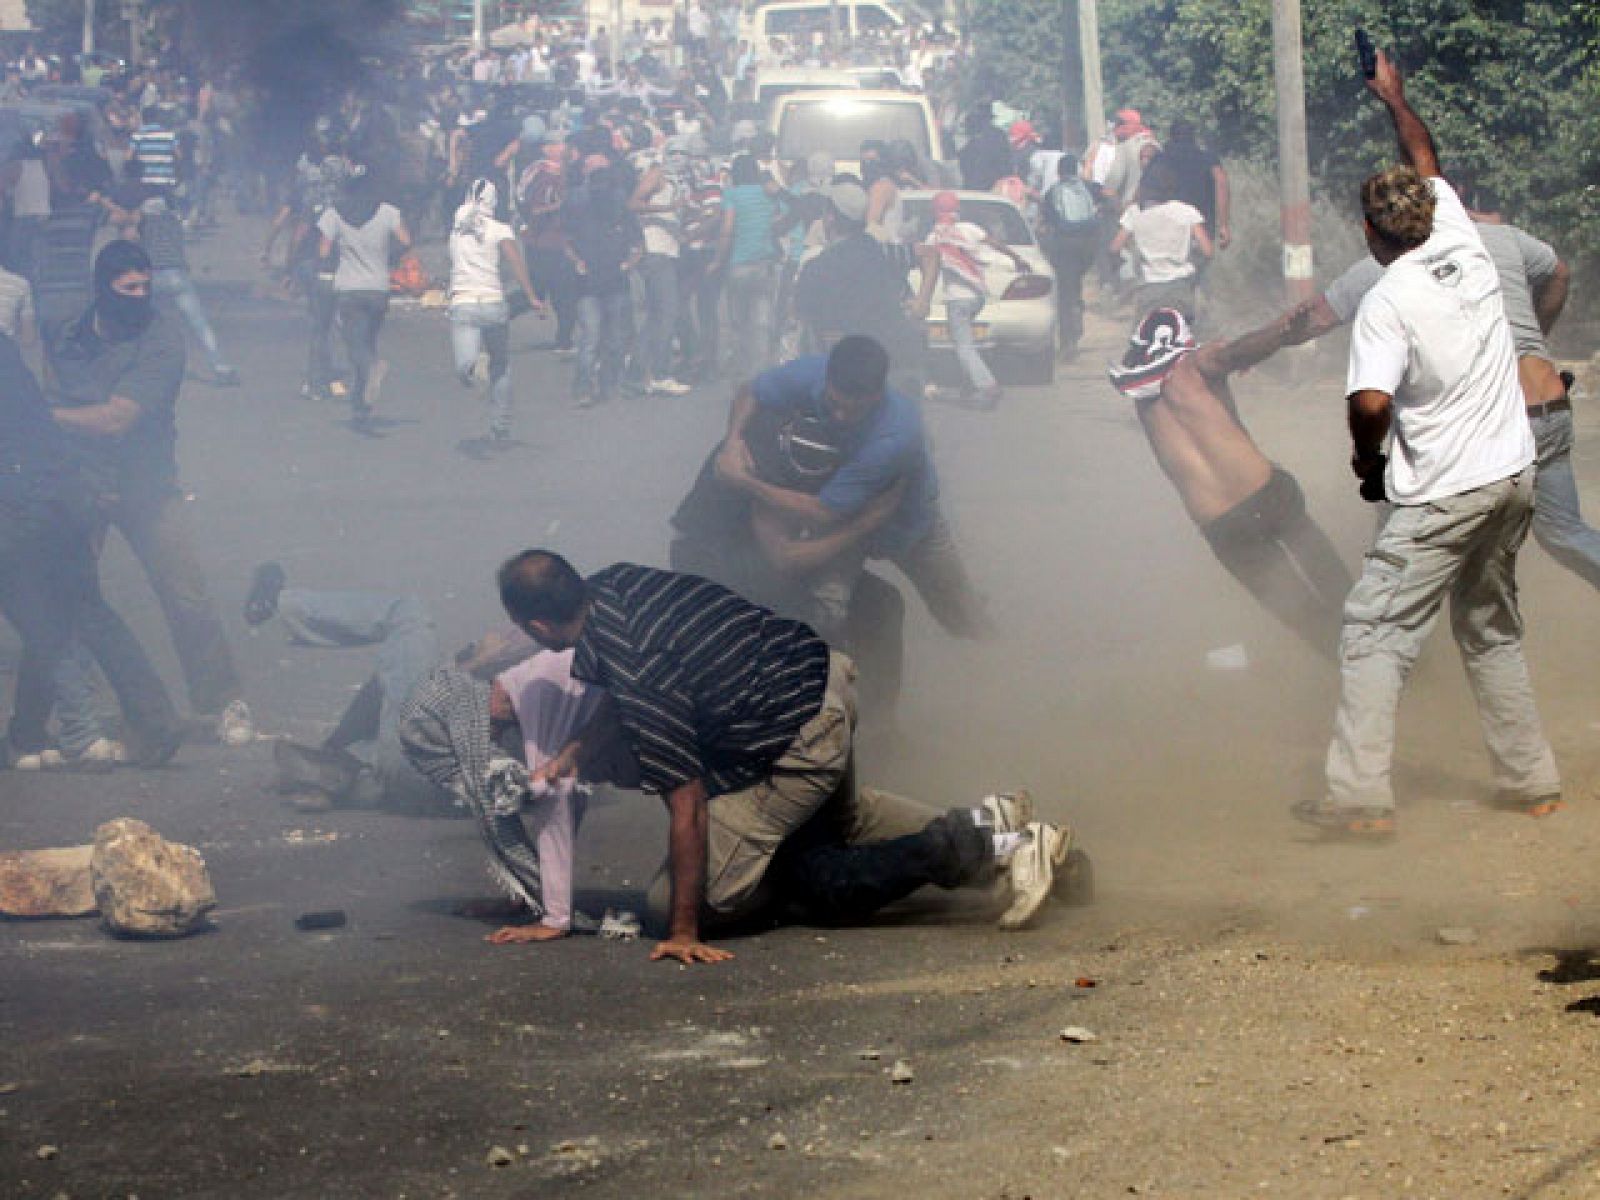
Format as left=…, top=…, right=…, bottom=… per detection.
left=14, top=748, right=65, bottom=771
left=1492, top=790, right=1565, bottom=818
left=1290, top=796, right=1397, bottom=839
left=980, top=790, right=1035, bottom=834
left=998, top=822, right=1070, bottom=930
left=216, top=700, right=257, bottom=747
left=244, top=562, right=286, bottom=626
left=72, top=737, right=125, bottom=773
left=274, top=739, right=361, bottom=799
left=648, top=377, right=691, bottom=396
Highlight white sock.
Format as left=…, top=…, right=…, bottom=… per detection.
left=992, top=831, right=1027, bottom=862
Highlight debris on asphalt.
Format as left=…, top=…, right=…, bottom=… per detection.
left=226, top=1058, right=306, bottom=1078
left=1437, top=927, right=1479, bottom=946
left=294, top=910, right=347, bottom=931
left=890, top=1059, right=915, bottom=1084
left=1059, top=1026, right=1100, bottom=1044
left=486, top=1145, right=515, bottom=1167
left=0, top=847, right=96, bottom=918
left=599, top=909, right=642, bottom=940
left=767, top=1132, right=789, bottom=1151
left=36, top=1144, right=59, bottom=1160
left=1074, top=977, right=1098, bottom=989
left=857, top=1048, right=882, bottom=1061
left=91, top=819, right=215, bottom=939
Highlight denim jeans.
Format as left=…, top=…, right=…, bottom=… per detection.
left=3, top=519, right=178, bottom=755
left=724, top=261, right=775, bottom=381
left=100, top=487, right=240, bottom=716
left=449, top=300, right=512, bottom=436
left=336, top=290, right=389, bottom=407
left=634, top=253, right=681, bottom=381
left=152, top=267, right=229, bottom=374
left=304, top=271, right=338, bottom=392
left=945, top=294, right=996, bottom=392
left=574, top=289, right=631, bottom=401
left=1530, top=407, right=1600, bottom=590
left=1324, top=470, right=1560, bottom=812
left=275, top=588, right=438, bottom=797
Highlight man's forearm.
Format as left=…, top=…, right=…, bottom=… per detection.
left=1534, top=266, right=1569, bottom=335
left=1206, top=321, right=1290, bottom=378
left=53, top=397, right=139, bottom=437
left=742, top=475, right=836, bottom=526
left=665, top=780, right=710, bottom=940
left=1348, top=389, right=1393, bottom=461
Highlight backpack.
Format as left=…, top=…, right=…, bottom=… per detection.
left=1043, top=179, right=1098, bottom=233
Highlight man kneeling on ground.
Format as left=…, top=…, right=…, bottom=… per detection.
left=495, top=550, right=1087, bottom=965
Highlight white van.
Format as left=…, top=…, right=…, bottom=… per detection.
left=770, top=89, right=951, bottom=180
left=741, top=2, right=907, bottom=62
left=752, top=67, right=861, bottom=118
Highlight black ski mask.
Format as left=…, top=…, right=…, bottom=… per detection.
left=93, top=239, right=155, bottom=340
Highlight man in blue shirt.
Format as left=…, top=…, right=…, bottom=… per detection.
left=714, top=336, right=990, bottom=643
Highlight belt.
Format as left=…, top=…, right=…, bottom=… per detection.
left=1527, top=397, right=1571, bottom=420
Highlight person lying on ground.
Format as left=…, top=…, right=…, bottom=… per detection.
left=1109, top=306, right=1354, bottom=659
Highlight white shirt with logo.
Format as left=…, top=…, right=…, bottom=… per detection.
left=1346, top=177, right=1533, bottom=506
left=448, top=215, right=515, bottom=306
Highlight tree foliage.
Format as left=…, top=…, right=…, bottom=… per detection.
left=967, top=0, right=1600, bottom=286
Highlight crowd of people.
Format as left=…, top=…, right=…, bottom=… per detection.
left=0, top=17, right=1590, bottom=964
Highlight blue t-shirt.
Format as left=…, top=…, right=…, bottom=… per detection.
left=751, top=355, right=939, bottom=557
left=722, top=183, right=778, bottom=266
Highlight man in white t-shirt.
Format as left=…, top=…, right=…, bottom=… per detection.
left=1109, top=159, right=1212, bottom=323
left=1290, top=50, right=1560, bottom=837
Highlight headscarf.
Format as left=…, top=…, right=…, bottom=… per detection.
left=1108, top=308, right=1196, bottom=400
left=399, top=669, right=548, bottom=917
left=452, top=177, right=499, bottom=240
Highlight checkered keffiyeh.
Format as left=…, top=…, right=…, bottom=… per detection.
left=1108, top=308, right=1196, bottom=400
left=399, top=668, right=546, bottom=917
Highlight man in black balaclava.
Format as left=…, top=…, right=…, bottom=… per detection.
left=48, top=240, right=255, bottom=747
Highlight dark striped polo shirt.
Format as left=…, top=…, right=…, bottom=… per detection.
left=571, top=564, right=830, bottom=797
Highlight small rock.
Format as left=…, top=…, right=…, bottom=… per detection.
left=767, top=1132, right=789, bottom=1151
left=1059, top=1026, right=1099, bottom=1044
left=486, top=1145, right=515, bottom=1167
left=36, top=1144, right=59, bottom=1160
left=1051, top=1146, right=1072, bottom=1164
left=91, top=819, right=215, bottom=938
left=1437, top=927, right=1479, bottom=946
left=890, top=1059, right=915, bottom=1084
left=0, top=847, right=96, bottom=918
left=857, top=1049, right=881, bottom=1061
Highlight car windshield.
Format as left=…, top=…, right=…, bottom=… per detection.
left=775, top=96, right=930, bottom=163
left=902, top=197, right=1035, bottom=248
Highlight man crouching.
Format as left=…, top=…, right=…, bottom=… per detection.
left=495, top=550, right=1088, bottom=965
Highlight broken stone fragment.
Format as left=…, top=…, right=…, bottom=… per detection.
left=0, top=847, right=95, bottom=918
left=486, top=1146, right=515, bottom=1167
left=90, top=819, right=215, bottom=939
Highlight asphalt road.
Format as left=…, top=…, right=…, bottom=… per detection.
left=6, top=219, right=1600, bottom=1199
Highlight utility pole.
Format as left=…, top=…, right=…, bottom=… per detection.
left=83, top=0, right=97, bottom=57
left=122, top=0, right=142, bottom=68
left=1077, top=0, right=1105, bottom=144
left=472, top=0, right=486, bottom=53
left=1270, top=0, right=1314, bottom=303
left=829, top=0, right=842, bottom=58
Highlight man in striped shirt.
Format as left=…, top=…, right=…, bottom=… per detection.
left=498, top=552, right=1080, bottom=964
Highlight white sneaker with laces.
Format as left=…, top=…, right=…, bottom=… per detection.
left=998, top=821, right=1070, bottom=931
left=980, top=790, right=1035, bottom=834
left=15, top=748, right=65, bottom=771
left=216, top=700, right=256, bottom=746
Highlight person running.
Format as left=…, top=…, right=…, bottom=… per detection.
left=1109, top=159, right=1212, bottom=326
left=1037, top=154, right=1100, bottom=362
left=447, top=179, right=540, bottom=446
left=318, top=168, right=411, bottom=423
left=565, top=157, right=642, bottom=408
left=923, top=190, right=1028, bottom=409
left=712, top=154, right=780, bottom=382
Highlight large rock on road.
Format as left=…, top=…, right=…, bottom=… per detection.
left=0, top=846, right=96, bottom=918
left=90, top=819, right=216, bottom=938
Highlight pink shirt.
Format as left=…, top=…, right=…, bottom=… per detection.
left=497, top=650, right=604, bottom=929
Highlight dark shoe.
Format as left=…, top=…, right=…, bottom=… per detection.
left=244, top=562, right=286, bottom=626
left=126, top=722, right=183, bottom=769
left=1492, top=790, right=1564, bottom=818
left=1291, top=796, right=1396, bottom=839
left=274, top=739, right=361, bottom=800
